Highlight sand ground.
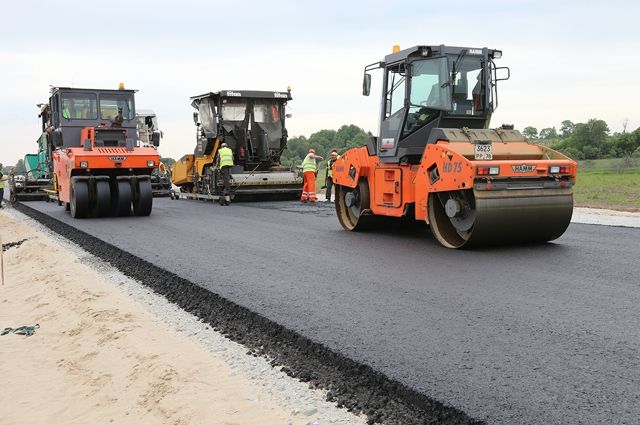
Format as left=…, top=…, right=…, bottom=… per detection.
left=0, top=210, right=328, bottom=425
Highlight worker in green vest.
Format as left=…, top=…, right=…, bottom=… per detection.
left=216, top=142, right=234, bottom=205
left=62, top=99, right=84, bottom=119
left=324, top=150, right=339, bottom=202
left=300, top=148, right=324, bottom=203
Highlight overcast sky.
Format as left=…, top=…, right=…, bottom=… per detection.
left=1, top=0, right=638, bottom=165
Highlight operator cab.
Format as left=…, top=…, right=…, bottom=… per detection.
left=46, top=86, right=139, bottom=150
left=363, top=45, right=509, bottom=164
left=190, top=89, right=292, bottom=171
left=136, top=110, right=162, bottom=147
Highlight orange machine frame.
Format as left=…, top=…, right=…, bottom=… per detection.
left=332, top=134, right=577, bottom=223
left=53, top=126, right=160, bottom=203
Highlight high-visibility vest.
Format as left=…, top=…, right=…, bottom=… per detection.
left=218, top=147, right=234, bottom=167
left=0, top=173, right=4, bottom=189
left=62, top=107, right=83, bottom=119
left=301, top=153, right=317, bottom=173
left=326, top=159, right=336, bottom=178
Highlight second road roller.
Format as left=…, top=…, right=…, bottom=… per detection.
left=331, top=44, right=577, bottom=248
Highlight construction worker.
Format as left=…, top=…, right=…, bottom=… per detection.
left=325, top=150, right=339, bottom=202
left=300, top=148, right=323, bottom=203
left=217, top=142, right=234, bottom=205
left=62, top=98, right=85, bottom=119
left=0, top=163, right=8, bottom=208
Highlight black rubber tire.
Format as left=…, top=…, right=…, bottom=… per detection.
left=133, top=179, right=153, bottom=216
left=112, top=180, right=132, bottom=217
left=92, top=180, right=111, bottom=217
left=335, top=180, right=379, bottom=231
left=70, top=180, right=90, bottom=218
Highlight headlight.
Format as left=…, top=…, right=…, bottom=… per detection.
left=80, top=161, right=88, bottom=168
left=147, top=160, right=155, bottom=167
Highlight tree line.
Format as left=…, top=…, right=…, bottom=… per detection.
left=280, top=124, right=370, bottom=165
left=522, top=119, right=640, bottom=161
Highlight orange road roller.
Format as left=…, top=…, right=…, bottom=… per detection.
left=332, top=45, right=577, bottom=248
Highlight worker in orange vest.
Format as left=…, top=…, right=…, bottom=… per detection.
left=300, top=148, right=323, bottom=203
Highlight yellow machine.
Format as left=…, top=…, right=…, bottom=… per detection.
left=172, top=89, right=302, bottom=199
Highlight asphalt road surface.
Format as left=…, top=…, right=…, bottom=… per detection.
left=25, top=198, right=640, bottom=424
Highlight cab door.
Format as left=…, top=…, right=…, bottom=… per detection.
left=377, top=63, right=406, bottom=161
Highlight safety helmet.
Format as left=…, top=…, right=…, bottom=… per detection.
left=221, top=143, right=228, bottom=148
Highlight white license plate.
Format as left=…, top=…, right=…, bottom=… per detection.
left=474, top=143, right=493, bottom=160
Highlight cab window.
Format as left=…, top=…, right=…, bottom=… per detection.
left=403, top=57, right=451, bottom=136
left=448, top=56, right=485, bottom=116
left=61, top=93, right=98, bottom=120
left=384, top=65, right=406, bottom=119
left=221, top=99, right=247, bottom=121
left=100, top=94, right=134, bottom=120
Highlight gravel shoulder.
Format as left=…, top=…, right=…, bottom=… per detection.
left=571, top=207, right=640, bottom=227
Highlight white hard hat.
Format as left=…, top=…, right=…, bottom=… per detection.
left=221, top=143, right=228, bottom=148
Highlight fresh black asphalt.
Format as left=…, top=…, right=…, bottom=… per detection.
left=23, top=198, right=640, bottom=424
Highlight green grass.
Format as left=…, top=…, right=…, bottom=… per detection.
left=574, top=158, right=640, bottom=211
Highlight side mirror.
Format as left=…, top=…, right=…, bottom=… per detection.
left=152, top=131, right=161, bottom=147
left=192, top=111, right=199, bottom=125
left=363, top=73, right=372, bottom=96
left=495, top=66, right=510, bottom=82
left=285, top=114, right=292, bottom=118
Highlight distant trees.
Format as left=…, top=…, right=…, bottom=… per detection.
left=160, top=157, right=176, bottom=168
left=539, top=127, right=558, bottom=140
left=14, top=159, right=26, bottom=174
left=560, top=120, right=575, bottom=138
left=522, top=126, right=538, bottom=140
left=282, top=124, right=370, bottom=163
left=531, top=118, right=640, bottom=161
left=571, top=119, right=609, bottom=159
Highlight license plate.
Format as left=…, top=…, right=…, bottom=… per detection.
left=474, top=143, right=493, bottom=160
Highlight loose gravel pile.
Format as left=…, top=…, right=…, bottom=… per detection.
left=15, top=202, right=480, bottom=425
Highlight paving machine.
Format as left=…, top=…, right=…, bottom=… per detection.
left=171, top=89, right=302, bottom=200
left=136, top=109, right=171, bottom=196
left=43, top=85, right=161, bottom=218
left=332, top=45, right=577, bottom=248
left=9, top=120, right=54, bottom=202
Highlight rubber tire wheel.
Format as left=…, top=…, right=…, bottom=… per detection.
left=335, top=179, right=376, bottom=231
left=92, top=180, right=111, bottom=217
left=113, top=180, right=132, bottom=217
left=133, top=179, right=153, bottom=216
left=70, top=180, right=90, bottom=218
